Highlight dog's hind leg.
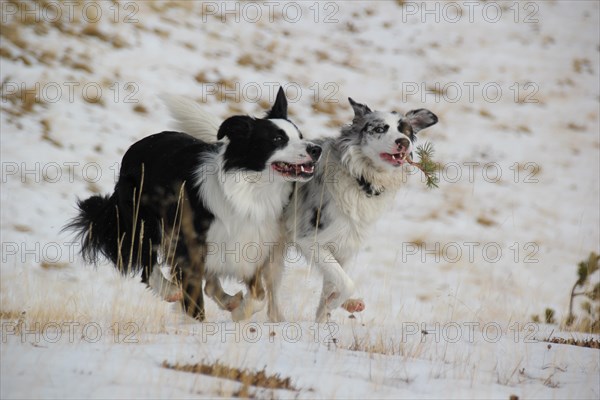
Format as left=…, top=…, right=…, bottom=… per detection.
left=262, top=240, right=286, bottom=322
left=178, top=259, right=205, bottom=321
left=148, top=265, right=183, bottom=302
left=176, top=188, right=207, bottom=321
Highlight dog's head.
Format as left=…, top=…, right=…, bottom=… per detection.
left=343, top=98, right=437, bottom=171
left=218, top=87, right=321, bottom=182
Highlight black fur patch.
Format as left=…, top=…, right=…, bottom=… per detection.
left=399, top=120, right=415, bottom=141
left=64, top=131, right=218, bottom=283
left=356, top=176, right=384, bottom=197
left=222, top=118, right=292, bottom=172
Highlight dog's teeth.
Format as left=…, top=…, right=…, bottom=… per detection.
left=300, top=165, right=305, bottom=173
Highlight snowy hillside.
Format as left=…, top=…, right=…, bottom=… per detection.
left=1, top=1, right=599, bottom=399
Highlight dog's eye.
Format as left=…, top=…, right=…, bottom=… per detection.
left=374, top=125, right=388, bottom=134
left=273, top=134, right=284, bottom=143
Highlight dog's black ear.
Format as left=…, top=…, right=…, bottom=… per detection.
left=405, top=109, right=438, bottom=134
left=266, top=87, right=287, bottom=119
left=217, top=115, right=254, bottom=140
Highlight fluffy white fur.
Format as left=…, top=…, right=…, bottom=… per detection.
left=159, top=94, right=222, bottom=143
left=196, top=147, right=292, bottom=279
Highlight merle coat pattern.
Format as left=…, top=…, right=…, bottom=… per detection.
left=279, top=99, right=438, bottom=321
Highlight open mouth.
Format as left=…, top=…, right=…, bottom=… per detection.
left=272, top=161, right=316, bottom=179
left=380, top=150, right=408, bottom=166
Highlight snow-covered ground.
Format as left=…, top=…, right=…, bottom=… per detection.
left=1, top=1, right=599, bottom=398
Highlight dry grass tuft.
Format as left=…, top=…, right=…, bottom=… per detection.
left=478, top=109, right=494, bottom=119
left=476, top=216, right=496, bottom=227
left=345, top=331, right=427, bottom=359
left=0, top=23, right=28, bottom=49
left=311, top=101, right=338, bottom=116
left=516, top=125, right=532, bottom=134
left=1, top=81, right=47, bottom=116
left=13, top=224, right=32, bottom=232
left=40, top=261, right=70, bottom=270
left=40, top=119, right=64, bottom=148
left=572, top=58, right=593, bottom=74
left=162, top=360, right=298, bottom=393
left=81, top=24, right=111, bottom=42
left=0, top=265, right=177, bottom=335
left=133, top=104, right=148, bottom=114
left=324, top=117, right=346, bottom=129
left=0, top=46, right=13, bottom=59
left=543, top=337, right=600, bottom=349
left=566, top=122, right=587, bottom=132
left=0, top=310, right=24, bottom=320
left=194, top=71, right=208, bottom=84
left=315, top=50, right=330, bottom=61
left=237, top=53, right=272, bottom=71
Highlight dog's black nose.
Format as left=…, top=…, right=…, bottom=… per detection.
left=307, top=144, right=322, bottom=161
left=395, top=138, right=410, bottom=150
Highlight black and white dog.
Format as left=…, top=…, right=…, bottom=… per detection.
left=163, top=96, right=437, bottom=322
left=65, top=88, right=322, bottom=321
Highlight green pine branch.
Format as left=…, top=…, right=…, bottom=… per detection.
left=566, top=251, right=600, bottom=330
left=407, top=142, right=439, bottom=189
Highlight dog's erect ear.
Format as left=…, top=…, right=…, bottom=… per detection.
left=217, top=115, right=254, bottom=141
left=348, top=97, right=372, bottom=119
left=265, top=87, right=288, bottom=119
left=405, top=109, right=438, bottom=134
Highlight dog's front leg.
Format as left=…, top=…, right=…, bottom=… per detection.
left=311, top=246, right=355, bottom=323
left=204, top=276, right=244, bottom=312
left=230, top=270, right=267, bottom=322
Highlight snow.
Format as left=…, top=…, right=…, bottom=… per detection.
left=1, top=1, right=599, bottom=399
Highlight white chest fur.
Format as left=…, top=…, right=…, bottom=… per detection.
left=195, top=152, right=290, bottom=280
left=294, top=151, right=405, bottom=264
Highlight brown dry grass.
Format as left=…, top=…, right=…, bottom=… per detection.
left=0, top=265, right=177, bottom=335
left=162, top=360, right=298, bottom=395
left=1, top=80, right=47, bottom=116
left=476, top=216, right=496, bottom=227
left=312, top=101, right=338, bottom=116
left=237, top=53, right=272, bottom=71
left=133, top=104, right=148, bottom=114
left=345, top=330, right=428, bottom=359
left=543, top=336, right=600, bottom=349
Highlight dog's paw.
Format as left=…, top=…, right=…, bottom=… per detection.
left=230, top=305, right=249, bottom=322
left=164, top=290, right=183, bottom=303
left=341, top=298, right=365, bottom=313
left=230, top=297, right=266, bottom=322
left=224, top=291, right=244, bottom=311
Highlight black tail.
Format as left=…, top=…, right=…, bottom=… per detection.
left=63, top=191, right=159, bottom=281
